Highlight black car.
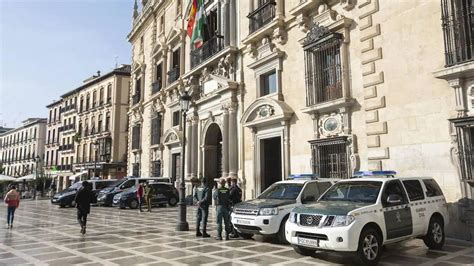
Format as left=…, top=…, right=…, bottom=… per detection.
left=51, top=179, right=116, bottom=207
left=97, top=177, right=171, bottom=206
left=112, top=182, right=178, bottom=209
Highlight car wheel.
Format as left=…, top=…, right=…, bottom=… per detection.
left=168, top=197, right=178, bottom=207
left=292, top=245, right=314, bottom=256
left=69, top=200, right=76, bottom=208
left=276, top=216, right=289, bottom=244
left=356, top=227, right=382, bottom=265
left=59, top=204, right=66, bottom=208
left=129, top=199, right=139, bottom=209
left=423, top=216, right=445, bottom=250
left=239, top=233, right=254, bottom=239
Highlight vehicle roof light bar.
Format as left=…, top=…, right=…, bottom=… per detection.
left=287, top=174, right=316, bottom=180
left=353, top=171, right=397, bottom=178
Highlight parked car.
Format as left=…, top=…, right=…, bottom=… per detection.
left=231, top=175, right=338, bottom=243
left=112, top=182, right=178, bottom=209
left=96, top=177, right=171, bottom=206
left=51, top=179, right=117, bottom=207
left=285, top=171, right=449, bottom=265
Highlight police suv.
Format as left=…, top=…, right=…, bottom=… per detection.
left=231, top=175, right=338, bottom=243
left=285, top=171, right=449, bottom=265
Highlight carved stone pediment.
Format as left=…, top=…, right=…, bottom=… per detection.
left=163, top=128, right=182, bottom=146
left=241, top=98, right=294, bottom=128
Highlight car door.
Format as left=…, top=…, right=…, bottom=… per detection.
left=402, top=179, right=427, bottom=236
left=300, top=182, right=319, bottom=204
left=154, top=184, right=168, bottom=203
left=382, top=180, right=413, bottom=240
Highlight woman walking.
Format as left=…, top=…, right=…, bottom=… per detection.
left=4, top=185, right=20, bottom=229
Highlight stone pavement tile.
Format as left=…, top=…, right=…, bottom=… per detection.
left=272, top=249, right=310, bottom=259
left=11, top=243, right=46, bottom=250
left=433, top=263, right=459, bottom=266
left=114, top=240, right=151, bottom=248
left=215, top=262, right=249, bottom=266
left=34, top=251, right=77, bottom=261
left=174, top=255, right=223, bottom=265
left=210, top=250, right=259, bottom=259
left=241, top=255, right=290, bottom=264
left=0, top=253, right=16, bottom=259
left=78, top=246, right=115, bottom=254
left=0, top=257, right=30, bottom=265
left=152, top=250, right=195, bottom=260
left=442, top=245, right=467, bottom=253
left=95, top=250, right=136, bottom=259
left=447, top=255, right=474, bottom=264
left=398, top=248, right=448, bottom=259
left=284, top=262, right=330, bottom=266
left=167, top=240, right=202, bottom=248
left=188, top=244, right=228, bottom=253
left=47, top=256, right=91, bottom=265
left=132, top=244, right=172, bottom=253
left=110, top=255, right=157, bottom=265
left=220, top=241, right=258, bottom=248
left=22, top=246, right=63, bottom=256
left=381, top=254, right=430, bottom=264
left=146, top=262, right=174, bottom=266
left=242, top=244, right=285, bottom=253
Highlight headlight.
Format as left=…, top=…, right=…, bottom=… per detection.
left=259, top=208, right=278, bottom=215
left=323, top=215, right=355, bottom=227
left=289, top=212, right=297, bottom=223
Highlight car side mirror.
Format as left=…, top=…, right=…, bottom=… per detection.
left=302, top=195, right=315, bottom=203
left=387, top=194, right=402, bottom=205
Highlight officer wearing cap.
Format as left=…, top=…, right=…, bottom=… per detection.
left=193, top=178, right=211, bottom=238
left=213, top=178, right=231, bottom=240
left=229, top=177, right=242, bottom=238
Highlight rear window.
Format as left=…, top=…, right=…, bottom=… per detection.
left=423, top=179, right=444, bottom=197
left=402, top=180, right=425, bottom=201
left=95, top=181, right=113, bottom=190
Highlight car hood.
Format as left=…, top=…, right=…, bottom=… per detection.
left=293, top=201, right=371, bottom=216
left=235, top=198, right=296, bottom=209
left=54, top=189, right=77, bottom=197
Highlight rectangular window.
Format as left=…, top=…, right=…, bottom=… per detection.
left=172, top=111, right=180, bottom=127
left=132, top=125, right=141, bottom=150
left=172, top=49, right=180, bottom=69
left=160, top=16, right=165, bottom=33
left=260, top=70, right=277, bottom=96
left=402, top=180, right=425, bottom=201
left=151, top=160, right=161, bottom=177
left=310, top=137, right=349, bottom=179
left=304, top=33, right=343, bottom=105
left=151, top=115, right=162, bottom=145
left=453, top=122, right=474, bottom=181
left=423, top=179, right=444, bottom=197
left=132, top=163, right=140, bottom=177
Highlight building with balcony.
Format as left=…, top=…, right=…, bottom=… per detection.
left=0, top=118, right=47, bottom=177
left=44, top=99, right=63, bottom=189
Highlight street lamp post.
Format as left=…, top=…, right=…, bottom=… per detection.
left=176, top=90, right=191, bottom=231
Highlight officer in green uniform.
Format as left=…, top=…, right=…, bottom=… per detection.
left=193, top=178, right=211, bottom=238
left=213, top=178, right=231, bottom=240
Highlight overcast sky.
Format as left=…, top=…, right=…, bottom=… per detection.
left=0, top=0, right=133, bottom=128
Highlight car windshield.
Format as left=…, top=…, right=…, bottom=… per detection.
left=258, top=183, right=303, bottom=200
left=107, top=179, right=123, bottom=188
left=319, top=181, right=382, bottom=203
left=68, top=182, right=82, bottom=190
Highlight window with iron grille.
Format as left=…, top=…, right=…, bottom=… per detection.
left=151, top=160, right=161, bottom=177
left=132, top=125, right=141, bottom=150
left=310, top=137, right=349, bottom=179
left=151, top=115, right=162, bottom=145
left=303, top=25, right=343, bottom=106
left=441, top=0, right=474, bottom=67
left=454, top=123, right=474, bottom=181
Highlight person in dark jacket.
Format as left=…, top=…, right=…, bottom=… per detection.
left=74, top=181, right=94, bottom=235
left=228, top=177, right=242, bottom=238
left=193, top=178, right=211, bottom=238
left=213, top=178, right=231, bottom=240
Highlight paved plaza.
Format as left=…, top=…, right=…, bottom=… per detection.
left=0, top=200, right=473, bottom=265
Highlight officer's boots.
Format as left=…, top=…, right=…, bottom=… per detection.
left=215, top=233, right=223, bottom=240
left=225, top=233, right=230, bottom=241
left=196, top=229, right=202, bottom=237
left=202, top=230, right=210, bottom=238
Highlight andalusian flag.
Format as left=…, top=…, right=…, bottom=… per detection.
left=186, top=0, right=205, bottom=48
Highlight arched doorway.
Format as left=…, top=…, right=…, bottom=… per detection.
left=204, top=123, right=222, bottom=185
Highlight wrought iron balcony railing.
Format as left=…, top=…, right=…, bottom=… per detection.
left=132, top=94, right=141, bottom=105
left=190, top=35, right=224, bottom=69
left=152, top=80, right=162, bottom=95
left=248, top=0, right=276, bottom=34
left=167, top=67, right=180, bottom=85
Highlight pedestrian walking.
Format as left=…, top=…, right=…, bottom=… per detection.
left=144, top=182, right=154, bottom=212
left=194, top=178, right=211, bottom=238
left=4, top=185, right=20, bottom=229
left=136, top=183, right=144, bottom=212
left=213, top=178, right=231, bottom=240
left=229, top=177, right=242, bottom=238
left=74, top=181, right=94, bottom=235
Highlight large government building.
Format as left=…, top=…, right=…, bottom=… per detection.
left=126, top=0, right=474, bottom=240
left=45, top=65, right=131, bottom=191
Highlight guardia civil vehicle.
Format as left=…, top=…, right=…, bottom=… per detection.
left=231, top=174, right=338, bottom=243
left=285, top=171, right=449, bottom=265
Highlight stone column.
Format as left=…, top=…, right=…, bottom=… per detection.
left=185, top=117, right=192, bottom=179
left=448, top=78, right=467, bottom=117
left=229, top=0, right=236, bottom=46
left=191, top=116, right=199, bottom=178
left=223, top=0, right=230, bottom=46
left=276, top=0, right=284, bottom=18
left=281, top=120, right=290, bottom=180
left=228, top=103, right=238, bottom=178
left=180, top=34, right=186, bottom=76
left=222, top=106, right=229, bottom=178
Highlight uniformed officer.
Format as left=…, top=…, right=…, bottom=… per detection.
left=213, top=178, right=231, bottom=240
left=193, top=178, right=211, bottom=238
left=229, top=177, right=242, bottom=238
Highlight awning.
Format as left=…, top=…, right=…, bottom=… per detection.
left=17, top=174, right=36, bottom=181
left=0, top=174, right=17, bottom=182
left=69, top=171, right=88, bottom=181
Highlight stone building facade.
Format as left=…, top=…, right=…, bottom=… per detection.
left=46, top=65, right=131, bottom=190
left=128, top=0, right=474, bottom=240
left=0, top=118, right=47, bottom=177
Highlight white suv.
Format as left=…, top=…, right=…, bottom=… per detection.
left=231, top=176, right=338, bottom=243
left=285, top=171, right=449, bottom=265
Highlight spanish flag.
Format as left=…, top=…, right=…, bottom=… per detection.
left=186, top=0, right=204, bottom=48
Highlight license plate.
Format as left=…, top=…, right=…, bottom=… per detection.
left=52, top=199, right=57, bottom=203
left=235, top=219, right=251, bottom=225
left=298, top=237, right=319, bottom=247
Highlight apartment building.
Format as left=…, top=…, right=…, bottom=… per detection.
left=44, top=100, right=63, bottom=188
